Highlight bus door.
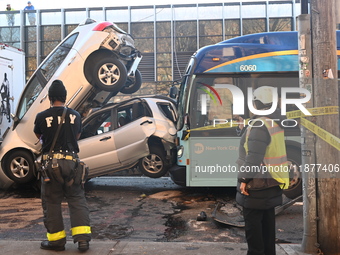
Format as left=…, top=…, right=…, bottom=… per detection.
left=186, top=76, right=248, bottom=187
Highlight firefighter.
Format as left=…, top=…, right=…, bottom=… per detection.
left=34, top=80, right=91, bottom=252
left=235, top=86, right=290, bottom=255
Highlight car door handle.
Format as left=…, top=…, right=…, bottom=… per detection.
left=40, top=94, right=48, bottom=103
left=68, top=56, right=76, bottom=66
left=140, top=120, right=153, bottom=125
left=100, top=136, right=111, bottom=141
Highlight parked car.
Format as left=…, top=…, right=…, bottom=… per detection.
left=0, top=96, right=177, bottom=186
left=0, top=18, right=144, bottom=188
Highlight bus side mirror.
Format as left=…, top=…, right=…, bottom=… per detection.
left=169, top=86, right=178, bottom=99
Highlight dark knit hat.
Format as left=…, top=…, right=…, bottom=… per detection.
left=48, top=80, right=67, bottom=98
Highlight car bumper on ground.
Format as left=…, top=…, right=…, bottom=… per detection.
left=168, top=164, right=186, bottom=186
left=0, top=164, right=14, bottom=190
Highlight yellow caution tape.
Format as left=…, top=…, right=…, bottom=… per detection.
left=287, top=106, right=339, bottom=151
left=183, top=130, right=190, bottom=140
left=183, top=106, right=339, bottom=151
left=182, top=121, right=243, bottom=140
left=300, top=118, right=340, bottom=151
left=286, top=106, right=339, bottom=119
left=188, top=122, right=238, bottom=131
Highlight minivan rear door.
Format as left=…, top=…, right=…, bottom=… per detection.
left=114, top=101, right=156, bottom=165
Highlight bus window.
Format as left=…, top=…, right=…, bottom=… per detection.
left=251, top=74, right=300, bottom=113
left=190, top=76, right=234, bottom=129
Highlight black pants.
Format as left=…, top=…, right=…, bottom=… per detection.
left=243, top=207, right=276, bottom=255
left=41, top=159, right=91, bottom=246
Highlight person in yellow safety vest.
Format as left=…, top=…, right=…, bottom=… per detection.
left=235, top=86, right=290, bottom=255
left=34, top=80, right=91, bottom=252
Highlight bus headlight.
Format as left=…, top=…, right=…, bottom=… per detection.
left=177, top=145, right=184, bottom=158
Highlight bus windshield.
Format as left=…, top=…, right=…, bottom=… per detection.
left=188, top=74, right=300, bottom=132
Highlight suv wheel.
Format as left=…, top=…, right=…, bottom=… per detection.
left=92, top=56, right=127, bottom=92
left=120, top=69, right=142, bottom=94
left=138, top=146, right=168, bottom=178
left=4, top=150, right=35, bottom=184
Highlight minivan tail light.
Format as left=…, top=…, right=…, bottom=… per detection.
left=92, top=21, right=113, bottom=31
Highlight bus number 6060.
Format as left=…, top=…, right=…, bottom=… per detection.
left=240, top=65, right=257, bottom=71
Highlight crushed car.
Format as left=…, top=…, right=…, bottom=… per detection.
left=79, top=96, right=177, bottom=179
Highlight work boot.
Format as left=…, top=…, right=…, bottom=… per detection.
left=40, top=240, right=65, bottom=251
left=78, top=240, right=89, bottom=252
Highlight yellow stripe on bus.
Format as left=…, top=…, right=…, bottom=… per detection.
left=204, top=50, right=298, bottom=73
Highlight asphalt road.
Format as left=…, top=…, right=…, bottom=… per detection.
left=0, top=176, right=303, bottom=244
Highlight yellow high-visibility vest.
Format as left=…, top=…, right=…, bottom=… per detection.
left=244, top=117, right=290, bottom=189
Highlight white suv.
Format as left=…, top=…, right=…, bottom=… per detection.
left=0, top=18, right=145, bottom=188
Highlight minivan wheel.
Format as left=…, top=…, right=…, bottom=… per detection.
left=120, top=69, right=142, bottom=94
left=138, top=146, right=168, bottom=178
left=4, top=150, right=35, bottom=184
left=92, top=56, right=127, bottom=92
left=283, top=148, right=302, bottom=199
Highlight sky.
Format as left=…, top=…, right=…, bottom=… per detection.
left=3, top=0, right=263, bottom=10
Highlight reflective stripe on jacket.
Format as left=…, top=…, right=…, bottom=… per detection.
left=244, top=117, right=290, bottom=189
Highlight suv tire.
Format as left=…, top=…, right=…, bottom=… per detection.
left=138, top=146, right=168, bottom=178
left=120, top=69, right=142, bottom=94
left=4, top=150, right=35, bottom=184
left=93, top=56, right=127, bottom=92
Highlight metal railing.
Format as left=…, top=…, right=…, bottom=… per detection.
left=0, top=1, right=301, bottom=92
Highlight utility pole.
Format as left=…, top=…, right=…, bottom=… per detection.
left=298, top=13, right=318, bottom=254
left=310, top=0, right=340, bottom=254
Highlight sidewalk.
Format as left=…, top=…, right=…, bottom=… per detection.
left=0, top=240, right=314, bottom=255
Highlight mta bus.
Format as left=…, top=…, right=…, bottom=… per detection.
left=168, top=31, right=340, bottom=199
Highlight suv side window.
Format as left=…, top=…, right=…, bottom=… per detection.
left=117, top=107, right=132, bottom=127
left=40, top=33, right=78, bottom=81
left=131, top=102, right=152, bottom=120
left=116, top=101, right=151, bottom=128
left=157, top=103, right=177, bottom=123
left=80, top=110, right=111, bottom=139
